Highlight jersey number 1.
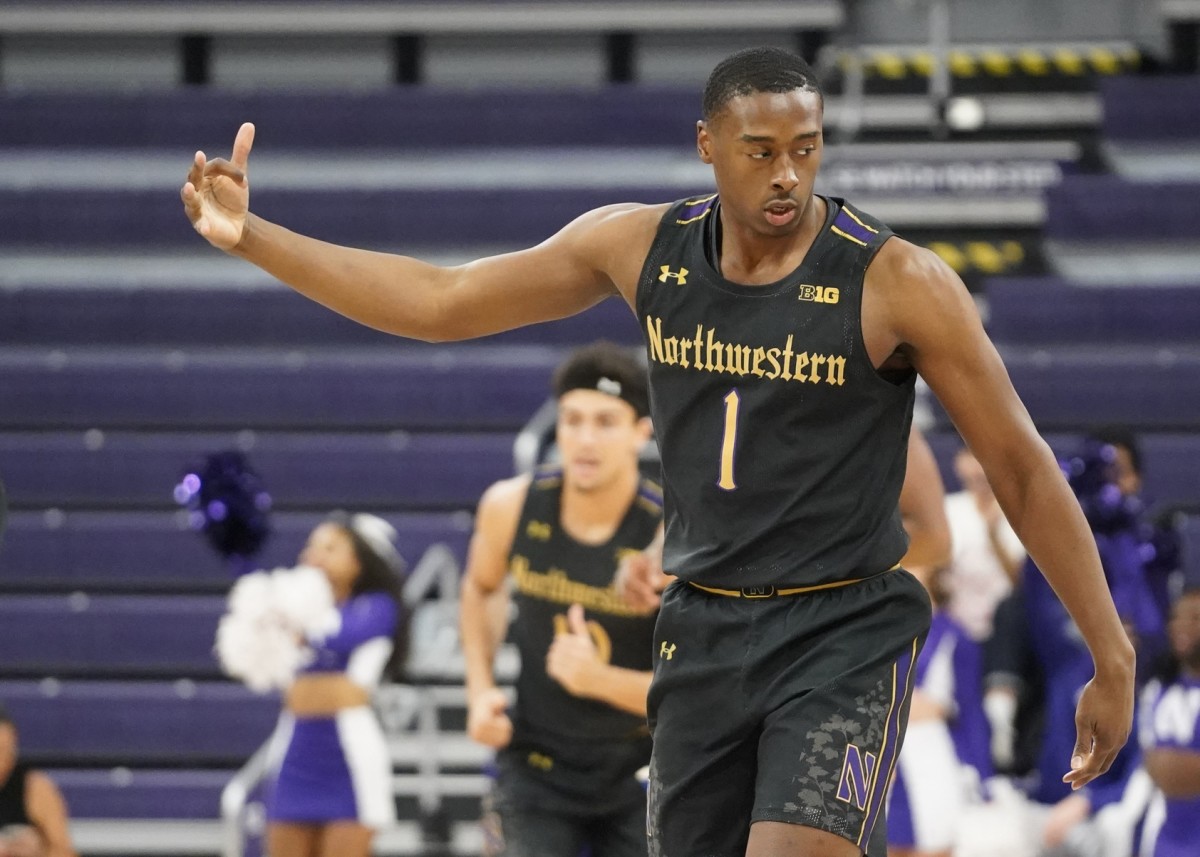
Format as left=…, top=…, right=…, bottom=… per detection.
left=718, top=389, right=740, bottom=490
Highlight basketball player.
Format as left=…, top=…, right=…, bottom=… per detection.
left=461, top=343, right=661, bottom=857
left=182, top=46, right=1134, bottom=857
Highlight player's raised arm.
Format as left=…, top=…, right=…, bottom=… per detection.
left=181, top=122, right=663, bottom=342
left=867, top=238, right=1136, bottom=789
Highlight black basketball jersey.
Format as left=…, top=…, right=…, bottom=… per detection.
left=0, top=762, right=31, bottom=828
left=635, top=194, right=914, bottom=589
left=507, top=468, right=662, bottom=755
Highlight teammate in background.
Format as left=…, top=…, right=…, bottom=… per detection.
left=0, top=706, right=75, bottom=857
left=183, top=46, right=1134, bottom=857
left=1139, top=586, right=1200, bottom=857
left=460, top=343, right=660, bottom=857
left=267, top=514, right=407, bottom=857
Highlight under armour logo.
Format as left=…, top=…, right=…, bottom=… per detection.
left=659, top=642, right=677, bottom=660
left=658, top=266, right=689, bottom=285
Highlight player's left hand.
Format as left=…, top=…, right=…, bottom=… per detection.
left=546, top=604, right=602, bottom=698
left=1062, top=669, right=1133, bottom=790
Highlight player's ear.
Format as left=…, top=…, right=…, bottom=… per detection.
left=697, top=121, right=714, bottom=164
left=634, top=416, right=654, bottom=448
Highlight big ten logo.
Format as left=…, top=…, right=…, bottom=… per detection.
left=797, top=284, right=840, bottom=304
left=553, top=613, right=613, bottom=663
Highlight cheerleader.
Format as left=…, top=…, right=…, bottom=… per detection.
left=221, top=513, right=407, bottom=857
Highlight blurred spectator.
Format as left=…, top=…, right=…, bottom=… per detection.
left=984, top=436, right=1166, bottom=855
left=0, top=705, right=76, bottom=857
left=888, top=568, right=993, bottom=857
left=1138, top=587, right=1200, bottom=857
left=944, top=446, right=1026, bottom=642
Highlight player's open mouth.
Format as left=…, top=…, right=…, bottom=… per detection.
left=764, top=203, right=796, bottom=226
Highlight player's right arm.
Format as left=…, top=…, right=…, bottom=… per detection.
left=459, top=475, right=528, bottom=749
left=181, top=123, right=664, bottom=341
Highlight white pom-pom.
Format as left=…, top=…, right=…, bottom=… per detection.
left=270, top=565, right=340, bottom=640
left=215, top=565, right=336, bottom=693
left=227, top=570, right=273, bottom=620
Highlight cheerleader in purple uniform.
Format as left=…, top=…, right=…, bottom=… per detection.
left=1140, top=587, right=1200, bottom=857
left=267, top=514, right=407, bottom=857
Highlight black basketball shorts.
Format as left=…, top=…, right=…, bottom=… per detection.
left=646, top=568, right=932, bottom=857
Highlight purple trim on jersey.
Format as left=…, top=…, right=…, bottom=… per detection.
left=886, top=766, right=916, bottom=848
left=676, top=195, right=716, bottom=223
left=858, top=638, right=918, bottom=847
left=833, top=209, right=876, bottom=245
left=637, top=485, right=664, bottom=509
left=270, top=719, right=357, bottom=822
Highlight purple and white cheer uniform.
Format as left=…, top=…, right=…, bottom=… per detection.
left=268, top=592, right=399, bottom=828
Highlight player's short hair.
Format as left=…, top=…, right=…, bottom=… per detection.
left=553, top=342, right=649, bottom=419
left=703, top=46, right=822, bottom=121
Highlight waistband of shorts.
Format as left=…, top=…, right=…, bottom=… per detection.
left=686, top=564, right=900, bottom=599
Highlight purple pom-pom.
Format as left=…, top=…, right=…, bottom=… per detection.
left=174, top=451, right=272, bottom=561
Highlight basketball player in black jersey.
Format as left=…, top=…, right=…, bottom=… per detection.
left=183, top=46, right=1135, bottom=857
left=459, top=344, right=661, bottom=857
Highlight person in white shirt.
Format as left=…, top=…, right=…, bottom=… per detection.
left=944, top=446, right=1025, bottom=642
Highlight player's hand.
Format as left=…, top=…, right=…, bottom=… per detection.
left=466, top=687, right=513, bottom=750
left=1062, top=669, right=1133, bottom=790
left=181, top=122, right=255, bottom=251
left=546, top=604, right=602, bottom=698
left=615, top=550, right=673, bottom=614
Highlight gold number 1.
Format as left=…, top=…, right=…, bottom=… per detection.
left=718, top=389, right=740, bottom=490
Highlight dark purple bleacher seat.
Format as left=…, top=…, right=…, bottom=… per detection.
left=0, top=88, right=700, bottom=150
left=1044, top=177, right=1200, bottom=242
left=985, top=278, right=1200, bottom=344
left=0, top=510, right=471, bottom=592
left=1102, top=76, right=1200, bottom=142
left=0, top=346, right=563, bottom=431
left=0, top=680, right=278, bottom=766
left=997, top=344, right=1200, bottom=431
left=0, top=431, right=512, bottom=511
left=0, top=288, right=640, bottom=347
left=0, top=595, right=223, bottom=677
left=926, top=431, right=1200, bottom=514
left=50, top=769, right=231, bottom=820
left=0, top=185, right=699, bottom=248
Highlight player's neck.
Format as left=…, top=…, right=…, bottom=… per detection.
left=716, top=195, right=826, bottom=285
left=559, top=467, right=639, bottom=546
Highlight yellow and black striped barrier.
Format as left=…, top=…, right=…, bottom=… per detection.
left=839, top=45, right=1141, bottom=79
left=925, top=240, right=1027, bottom=276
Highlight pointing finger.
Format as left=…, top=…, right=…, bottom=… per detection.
left=186, top=151, right=205, bottom=190
left=230, top=122, right=255, bottom=171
